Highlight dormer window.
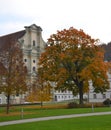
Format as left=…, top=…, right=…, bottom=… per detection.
left=33, top=40, right=35, bottom=46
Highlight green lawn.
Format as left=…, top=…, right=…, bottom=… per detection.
left=0, top=105, right=111, bottom=122
left=0, top=114, right=111, bottom=130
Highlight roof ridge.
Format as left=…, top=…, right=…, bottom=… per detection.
left=0, top=30, right=25, bottom=38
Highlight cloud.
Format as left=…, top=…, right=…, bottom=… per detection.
left=0, top=0, right=111, bottom=43
left=0, top=22, right=25, bottom=35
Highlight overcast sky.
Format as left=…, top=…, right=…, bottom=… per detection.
left=0, top=0, right=111, bottom=43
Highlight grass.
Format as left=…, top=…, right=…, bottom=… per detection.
left=0, top=103, right=111, bottom=122
left=0, top=114, right=111, bottom=130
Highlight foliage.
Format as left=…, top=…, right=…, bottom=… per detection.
left=26, top=71, right=52, bottom=104
left=67, top=102, right=78, bottom=108
left=0, top=39, right=28, bottom=113
left=67, top=102, right=104, bottom=108
left=38, top=27, right=110, bottom=104
left=26, top=84, right=52, bottom=103
left=103, top=98, right=111, bottom=105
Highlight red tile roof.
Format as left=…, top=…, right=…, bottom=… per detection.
left=0, top=30, right=26, bottom=50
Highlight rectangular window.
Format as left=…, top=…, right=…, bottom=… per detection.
left=93, top=94, right=97, bottom=99
left=103, top=94, right=106, bottom=99
left=33, top=40, right=35, bottom=46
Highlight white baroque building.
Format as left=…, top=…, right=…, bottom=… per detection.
left=0, top=24, right=46, bottom=104
left=19, top=24, right=46, bottom=79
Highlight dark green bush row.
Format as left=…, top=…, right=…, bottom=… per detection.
left=67, top=102, right=104, bottom=108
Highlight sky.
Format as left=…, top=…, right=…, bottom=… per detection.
left=0, top=0, right=111, bottom=43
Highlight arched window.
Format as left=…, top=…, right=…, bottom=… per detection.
left=33, top=66, right=36, bottom=71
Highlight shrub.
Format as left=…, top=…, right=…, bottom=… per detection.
left=103, top=98, right=111, bottom=106
left=67, top=102, right=78, bottom=108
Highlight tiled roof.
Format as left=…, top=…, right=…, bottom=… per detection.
left=0, top=30, right=26, bottom=50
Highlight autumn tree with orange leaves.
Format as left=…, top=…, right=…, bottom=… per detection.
left=26, top=83, right=51, bottom=107
left=26, top=71, right=52, bottom=106
left=38, top=27, right=110, bottom=104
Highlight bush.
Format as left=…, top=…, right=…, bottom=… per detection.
left=67, top=102, right=78, bottom=108
left=67, top=102, right=104, bottom=108
left=103, top=99, right=111, bottom=105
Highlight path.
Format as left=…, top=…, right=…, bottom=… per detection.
left=0, top=111, right=111, bottom=126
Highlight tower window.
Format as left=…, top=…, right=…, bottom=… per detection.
left=24, top=59, right=27, bottom=62
left=33, top=60, right=36, bottom=63
left=33, top=66, right=36, bottom=71
left=33, top=40, right=35, bottom=46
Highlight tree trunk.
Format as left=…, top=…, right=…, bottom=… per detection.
left=41, top=100, right=43, bottom=108
left=6, top=94, right=10, bottom=114
left=79, top=86, right=83, bottom=105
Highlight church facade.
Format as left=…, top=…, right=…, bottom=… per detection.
left=0, top=24, right=46, bottom=104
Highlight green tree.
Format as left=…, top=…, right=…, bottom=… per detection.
left=38, top=27, right=110, bottom=104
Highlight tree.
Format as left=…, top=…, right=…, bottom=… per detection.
left=26, top=71, right=52, bottom=107
left=38, top=27, right=110, bottom=104
left=0, top=39, right=27, bottom=114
